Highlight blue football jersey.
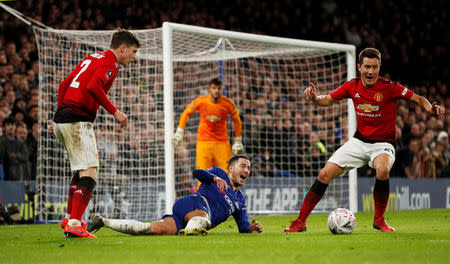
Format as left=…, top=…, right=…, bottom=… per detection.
left=193, top=167, right=251, bottom=233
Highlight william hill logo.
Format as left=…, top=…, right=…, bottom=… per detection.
left=357, top=103, right=379, bottom=112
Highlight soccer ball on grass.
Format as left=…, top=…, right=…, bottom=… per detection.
left=327, top=208, right=356, bottom=234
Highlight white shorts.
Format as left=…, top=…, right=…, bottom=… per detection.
left=54, top=122, right=99, bottom=171
left=328, top=137, right=395, bottom=174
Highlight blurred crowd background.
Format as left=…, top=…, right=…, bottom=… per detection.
left=0, top=0, right=448, bottom=182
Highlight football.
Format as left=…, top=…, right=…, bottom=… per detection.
left=327, top=208, right=356, bottom=234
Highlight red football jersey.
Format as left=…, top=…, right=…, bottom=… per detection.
left=330, top=77, right=413, bottom=144
left=54, top=50, right=119, bottom=123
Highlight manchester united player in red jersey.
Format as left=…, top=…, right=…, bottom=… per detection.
left=285, top=48, right=444, bottom=233
left=49, top=29, right=140, bottom=238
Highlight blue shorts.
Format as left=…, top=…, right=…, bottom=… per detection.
left=162, top=195, right=210, bottom=232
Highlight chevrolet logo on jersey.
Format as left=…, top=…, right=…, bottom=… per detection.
left=357, top=103, right=379, bottom=112
left=206, top=115, right=222, bottom=122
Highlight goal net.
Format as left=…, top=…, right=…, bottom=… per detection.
left=34, top=23, right=355, bottom=222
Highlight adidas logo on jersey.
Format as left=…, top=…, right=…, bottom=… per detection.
left=355, top=93, right=360, bottom=98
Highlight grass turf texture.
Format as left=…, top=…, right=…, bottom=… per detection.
left=1, top=209, right=448, bottom=264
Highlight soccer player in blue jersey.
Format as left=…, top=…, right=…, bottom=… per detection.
left=86, top=155, right=263, bottom=236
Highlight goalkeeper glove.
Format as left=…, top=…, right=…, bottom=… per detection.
left=232, top=137, right=244, bottom=155
left=172, top=128, right=184, bottom=147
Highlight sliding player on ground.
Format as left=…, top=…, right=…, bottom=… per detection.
left=86, top=155, right=262, bottom=236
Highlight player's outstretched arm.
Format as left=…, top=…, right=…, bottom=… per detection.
left=409, top=93, right=445, bottom=116
left=304, top=82, right=335, bottom=106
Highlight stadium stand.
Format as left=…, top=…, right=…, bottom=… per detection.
left=0, top=0, right=448, bottom=179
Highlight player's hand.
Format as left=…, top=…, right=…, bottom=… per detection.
left=172, top=128, right=184, bottom=147
left=250, top=219, right=263, bottom=233
left=232, top=137, right=244, bottom=155
left=213, top=176, right=228, bottom=191
left=48, top=122, right=54, bottom=136
left=304, top=81, right=317, bottom=101
left=429, top=102, right=445, bottom=116
left=114, top=110, right=128, bottom=128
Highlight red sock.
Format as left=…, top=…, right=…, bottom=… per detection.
left=69, top=177, right=96, bottom=221
left=70, top=186, right=92, bottom=221
left=373, top=191, right=390, bottom=219
left=298, top=190, right=323, bottom=223
left=66, top=174, right=79, bottom=215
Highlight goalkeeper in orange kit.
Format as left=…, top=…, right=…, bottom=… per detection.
left=172, top=78, right=244, bottom=176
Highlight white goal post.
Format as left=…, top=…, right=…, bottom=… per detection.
left=162, top=22, right=357, bottom=215
left=34, top=22, right=356, bottom=222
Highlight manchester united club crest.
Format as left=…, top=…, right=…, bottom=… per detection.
left=374, top=92, right=383, bottom=102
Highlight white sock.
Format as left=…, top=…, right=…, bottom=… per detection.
left=68, top=219, right=81, bottom=227
left=184, top=216, right=211, bottom=230
left=103, top=218, right=151, bottom=235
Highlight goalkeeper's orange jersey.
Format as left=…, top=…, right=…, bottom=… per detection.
left=177, top=94, right=242, bottom=142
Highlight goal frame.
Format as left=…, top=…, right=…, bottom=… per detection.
left=162, top=22, right=357, bottom=214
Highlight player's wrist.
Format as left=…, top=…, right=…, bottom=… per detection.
left=176, top=127, right=184, bottom=133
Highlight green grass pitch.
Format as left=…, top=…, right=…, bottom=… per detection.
left=1, top=209, right=449, bottom=264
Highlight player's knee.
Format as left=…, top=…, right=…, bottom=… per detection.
left=79, top=167, right=97, bottom=181
left=376, top=166, right=390, bottom=180
left=318, top=169, right=333, bottom=184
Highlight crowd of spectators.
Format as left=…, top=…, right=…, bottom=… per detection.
left=0, top=0, right=448, bottom=182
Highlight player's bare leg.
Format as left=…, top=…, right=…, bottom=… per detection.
left=372, top=154, right=395, bottom=232
left=285, top=162, right=343, bottom=233
left=149, top=216, right=178, bottom=235
left=178, top=209, right=210, bottom=236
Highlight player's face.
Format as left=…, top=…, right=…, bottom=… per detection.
left=208, top=83, right=223, bottom=102
left=229, top=158, right=251, bottom=187
left=119, top=44, right=138, bottom=66
left=358, top=57, right=380, bottom=88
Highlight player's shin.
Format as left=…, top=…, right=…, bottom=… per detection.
left=65, top=172, right=80, bottom=219
left=69, top=177, right=96, bottom=226
left=373, top=178, right=390, bottom=219
left=298, top=179, right=328, bottom=223
left=103, top=218, right=152, bottom=235
left=184, top=216, right=211, bottom=230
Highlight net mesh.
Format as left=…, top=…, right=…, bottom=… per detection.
left=34, top=26, right=350, bottom=221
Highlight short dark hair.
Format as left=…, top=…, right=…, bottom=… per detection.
left=209, top=77, right=222, bottom=87
left=3, top=116, right=15, bottom=126
left=27, top=104, right=38, bottom=114
left=228, top=155, right=250, bottom=168
left=358, top=48, right=381, bottom=64
left=110, top=28, right=141, bottom=49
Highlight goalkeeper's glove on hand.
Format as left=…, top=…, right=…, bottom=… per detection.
left=172, top=128, right=184, bottom=147
left=232, top=137, right=244, bottom=155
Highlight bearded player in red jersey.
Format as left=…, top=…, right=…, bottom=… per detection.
left=285, top=48, right=444, bottom=233
left=49, top=29, right=140, bottom=238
